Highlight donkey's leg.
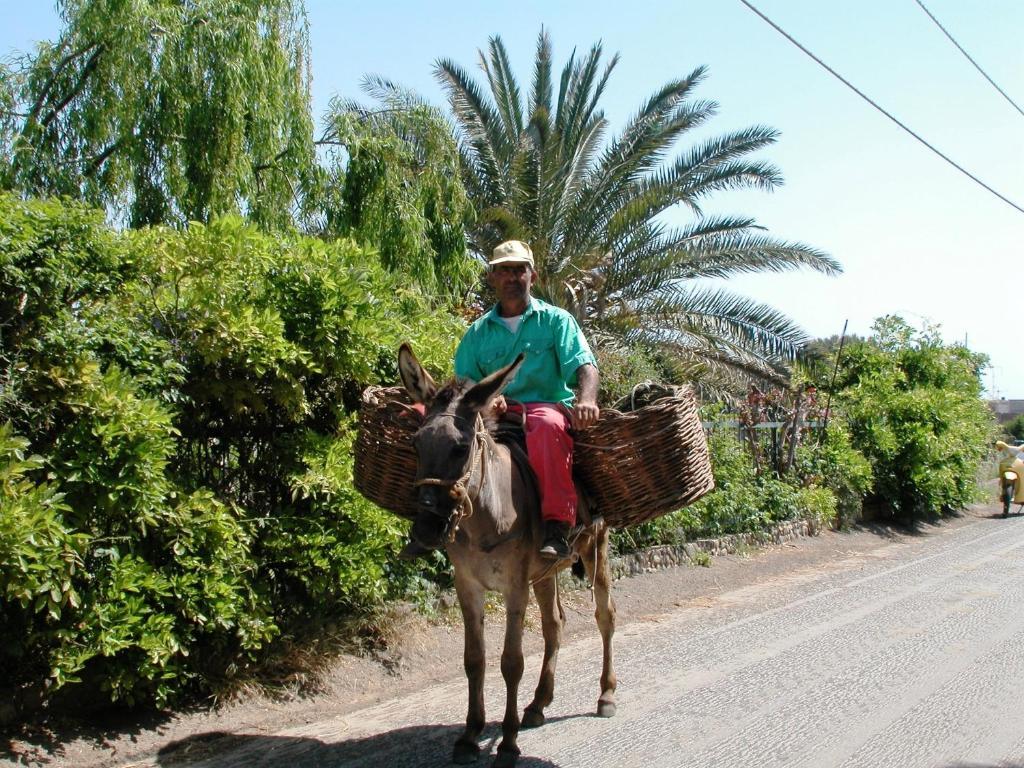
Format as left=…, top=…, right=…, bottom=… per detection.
left=494, top=585, right=529, bottom=768
left=582, top=526, right=617, bottom=718
left=454, top=574, right=487, bottom=764
left=523, top=575, right=564, bottom=728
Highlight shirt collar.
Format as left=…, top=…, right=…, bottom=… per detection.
left=485, top=297, right=537, bottom=325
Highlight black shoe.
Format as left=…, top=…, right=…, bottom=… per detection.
left=539, top=521, right=570, bottom=559
left=399, top=539, right=436, bottom=560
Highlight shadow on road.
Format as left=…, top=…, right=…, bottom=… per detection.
left=856, top=505, right=1021, bottom=535
left=853, top=519, right=946, bottom=539
left=2, top=706, right=178, bottom=767
left=969, top=502, right=1024, bottom=521
left=156, top=721, right=565, bottom=767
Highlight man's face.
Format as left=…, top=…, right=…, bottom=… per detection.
left=488, top=263, right=535, bottom=303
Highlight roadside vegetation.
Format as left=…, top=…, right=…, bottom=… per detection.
left=0, top=1, right=996, bottom=718
left=1004, top=414, right=1024, bottom=442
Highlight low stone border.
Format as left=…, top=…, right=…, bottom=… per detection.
left=608, top=518, right=822, bottom=579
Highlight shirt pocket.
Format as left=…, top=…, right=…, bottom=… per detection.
left=479, top=345, right=511, bottom=372
left=520, top=337, right=555, bottom=359
left=518, top=338, right=557, bottom=386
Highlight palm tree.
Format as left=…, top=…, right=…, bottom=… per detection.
left=434, top=29, right=840, bottom=388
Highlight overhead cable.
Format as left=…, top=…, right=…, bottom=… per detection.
left=737, top=0, right=1024, bottom=217
left=913, top=0, right=1024, bottom=120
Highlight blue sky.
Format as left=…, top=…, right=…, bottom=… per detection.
left=4, top=1, right=1022, bottom=396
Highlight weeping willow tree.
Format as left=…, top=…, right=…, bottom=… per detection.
left=313, top=77, right=479, bottom=304
left=434, top=30, right=842, bottom=388
left=1, top=0, right=315, bottom=229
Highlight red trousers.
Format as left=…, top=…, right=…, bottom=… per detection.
left=508, top=403, right=576, bottom=525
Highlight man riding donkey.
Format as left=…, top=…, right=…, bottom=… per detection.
left=402, top=239, right=600, bottom=560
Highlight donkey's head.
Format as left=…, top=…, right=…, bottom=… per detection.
left=398, top=343, right=522, bottom=548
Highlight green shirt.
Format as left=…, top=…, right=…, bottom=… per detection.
left=454, top=298, right=596, bottom=407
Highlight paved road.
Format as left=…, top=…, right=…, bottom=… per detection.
left=148, top=509, right=1024, bottom=768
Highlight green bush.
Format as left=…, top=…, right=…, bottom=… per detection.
left=0, top=195, right=464, bottom=709
left=614, top=425, right=838, bottom=553
left=834, top=316, right=994, bottom=520
left=592, top=342, right=665, bottom=407
left=0, top=425, right=87, bottom=686
left=794, top=486, right=838, bottom=527
left=795, top=420, right=873, bottom=528
left=1003, top=414, right=1024, bottom=441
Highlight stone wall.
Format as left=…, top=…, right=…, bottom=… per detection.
left=609, top=518, right=821, bottom=579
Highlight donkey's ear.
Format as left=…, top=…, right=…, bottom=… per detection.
left=463, top=353, right=524, bottom=412
left=398, top=343, right=437, bottom=404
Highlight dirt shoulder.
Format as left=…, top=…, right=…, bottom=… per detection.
left=2, top=507, right=997, bottom=768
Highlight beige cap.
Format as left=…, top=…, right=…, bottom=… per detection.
left=488, top=240, right=535, bottom=269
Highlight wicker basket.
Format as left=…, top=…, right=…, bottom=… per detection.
left=353, top=387, right=423, bottom=521
left=573, top=384, right=714, bottom=528
left=353, top=384, right=714, bottom=528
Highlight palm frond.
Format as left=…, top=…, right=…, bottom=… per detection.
left=561, top=70, right=714, bottom=259
left=435, top=58, right=510, bottom=204
left=529, top=28, right=553, bottom=124
left=665, top=231, right=841, bottom=280
left=481, top=36, right=525, bottom=143
left=359, top=74, right=434, bottom=112
left=656, top=340, right=792, bottom=391
left=580, top=54, right=620, bottom=143
left=558, top=42, right=606, bottom=152
left=636, top=284, right=810, bottom=359
left=546, top=114, right=606, bottom=258
left=608, top=224, right=839, bottom=303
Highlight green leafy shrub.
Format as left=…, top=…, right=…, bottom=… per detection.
left=1003, top=413, right=1024, bottom=442
left=0, top=194, right=143, bottom=433
left=0, top=196, right=464, bottom=710
left=278, top=423, right=450, bottom=613
left=795, top=420, right=873, bottom=528
left=790, top=486, right=837, bottom=528
left=614, top=425, right=837, bottom=553
left=593, top=342, right=665, bottom=407
left=834, top=316, right=994, bottom=520
left=0, top=425, right=87, bottom=688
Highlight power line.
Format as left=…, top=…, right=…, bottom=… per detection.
left=913, top=0, right=1024, bottom=120
left=737, top=0, right=1024, bottom=217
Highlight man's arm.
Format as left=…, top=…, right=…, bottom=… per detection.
left=997, top=440, right=1023, bottom=457
left=572, top=363, right=600, bottom=431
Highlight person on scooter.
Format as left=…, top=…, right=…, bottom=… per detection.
left=995, top=440, right=1024, bottom=516
left=995, top=439, right=1023, bottom=458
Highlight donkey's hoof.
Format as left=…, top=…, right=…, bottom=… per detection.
left=453, top=739, right=480, bottom=764
left=493, top=745, right=520, bottom=768
left=521, top=706, right=545, bottom=728
left=596, top=700, right=617, bottom=718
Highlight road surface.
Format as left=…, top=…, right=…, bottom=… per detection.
left=142, top=509, right=1024, bottom=768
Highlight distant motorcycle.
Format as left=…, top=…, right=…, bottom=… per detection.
left=995, top=440, right=1024, bottom=517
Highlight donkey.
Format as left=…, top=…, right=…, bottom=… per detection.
left=398, top=343, right=616, bottom=767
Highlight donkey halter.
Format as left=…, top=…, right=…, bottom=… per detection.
left=412, top=412, right=488, bottom=543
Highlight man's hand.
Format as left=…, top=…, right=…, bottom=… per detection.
left=490, top=395, right=508, bottom=420
left=572, top=398, right=600, bottom=431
